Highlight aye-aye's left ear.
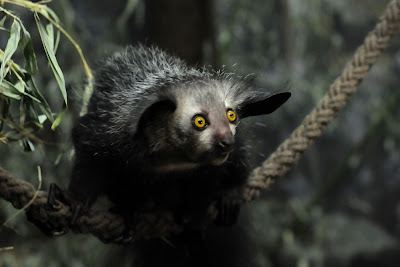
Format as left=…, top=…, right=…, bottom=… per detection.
left=239, top=92, right=291, bottom=118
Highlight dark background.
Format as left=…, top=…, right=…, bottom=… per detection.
left=1, top=0, right=400, bottom=266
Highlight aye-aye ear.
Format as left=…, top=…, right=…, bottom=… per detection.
left=240, top=92, right=291, bottom=118
left=130, top=95, right=177, bottom=134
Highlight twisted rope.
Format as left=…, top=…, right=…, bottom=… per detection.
left=0, top=167, right=181, bottom=241
left=1, top=0, right=400, bottom=242
left=244, top=0, right=400, bottom=201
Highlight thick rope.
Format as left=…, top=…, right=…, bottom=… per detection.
left=0, top=167, right=181, bottom=241
left=244, top=0, right=400, bottom=202
left=1, top=0, right=400, bottom=242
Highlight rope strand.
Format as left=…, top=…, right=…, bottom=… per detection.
left=244, top=0, right=400, bottom=202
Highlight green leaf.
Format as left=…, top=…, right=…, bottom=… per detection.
left=0, top=25, right=9, bottom=32
left=21, top=138, right=35, bottom=152
left=0, top=19, right=21, bottom=87
left=0, top=52, right=27, bottom=81
left=44, top=7, right=60, bottom=24
left=27, top=78, right=54, bottom=123
left=0, top=15, right=6, bottom=27
left=0, top=81, right=22, bottom=100
left=34, top=13, right=67, bottom=107
left=54, top=29, right=61, bottom=53
left=23, top=39, right=38, bottom=75
left=51, top=106, right=67, bottom=130
left=14, top=81, right=25, bottom=94
left=14, top=80, right=41, bottom=103
left=19, top=22, right=38, bottom=75
left=0, top=80, right=40, bottom=102
left=38, top=114, right=47, bottom=124
left=22, top=96, right=42, bottom=131
left=45, top=23, right=61, bottom=56
left=0, top=15, right=7, bottom=31
left=46, top=23, right=55, bottom=49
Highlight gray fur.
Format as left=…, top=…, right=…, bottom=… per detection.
left=69, top=45, right=290, bottom=234
left=79, top=46, right=265, bottom=159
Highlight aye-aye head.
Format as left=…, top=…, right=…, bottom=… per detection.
left=137, top=78, right=290, bottom=171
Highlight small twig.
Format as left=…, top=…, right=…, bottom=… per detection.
left=1, top=0, right=93, bottom=81
left=0, top=116, right=43, bottom=144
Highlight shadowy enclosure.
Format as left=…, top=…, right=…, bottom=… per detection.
left=1, top=0, right=400, bottom=266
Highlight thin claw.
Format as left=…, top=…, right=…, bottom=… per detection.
left=51, top=228, right=68, bottom=236
left=112, top=234, right=133, bottom=244
left=47, top=183, right=59, bottom=207
left=51, top=200, right=62, bottom=211
left=122, top=236, right=133, bottom=244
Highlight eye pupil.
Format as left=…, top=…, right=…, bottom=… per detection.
left=193, top=115, right=207, bottom=130
left=227, top=110, right=237, bottom=122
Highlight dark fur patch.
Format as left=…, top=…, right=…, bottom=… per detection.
left=69, top=46, right=290, bottom=242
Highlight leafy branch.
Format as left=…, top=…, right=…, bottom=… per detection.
left=0, top=0, right=92, bottom=150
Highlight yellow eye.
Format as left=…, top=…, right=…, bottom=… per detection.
left=227, top=110, right=237, bottom=122
left=193, top=115, right=207, bottom=129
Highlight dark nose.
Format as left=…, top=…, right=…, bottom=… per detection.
left=217, top=132, right=235, bottom=152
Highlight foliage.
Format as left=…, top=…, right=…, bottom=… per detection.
left=0, top=0, right=91, bottom=151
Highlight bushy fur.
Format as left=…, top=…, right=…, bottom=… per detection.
left=74, top=46, right=256, bottom=157
left=69, top=45, right=290, bottom=237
